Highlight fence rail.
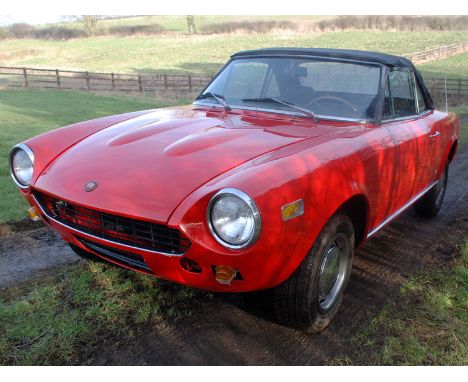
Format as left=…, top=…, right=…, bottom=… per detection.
left=406, top=41, right=468, bottom=64
left=0, top=65, right=467, bottom=106
left=0, top=66, right=213, bottom=95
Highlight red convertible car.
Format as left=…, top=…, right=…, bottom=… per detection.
left=10, top=48, right=460, bottom=332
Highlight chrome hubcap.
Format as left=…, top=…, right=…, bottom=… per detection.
left=318, top=233, right=349, bottom=311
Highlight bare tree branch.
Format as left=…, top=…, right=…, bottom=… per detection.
left=74, top=15, right=102, bottom=36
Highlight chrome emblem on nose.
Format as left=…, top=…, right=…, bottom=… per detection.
left=84, top=181, right=98, bottom=192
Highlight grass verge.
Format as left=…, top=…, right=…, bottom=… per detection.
left=0, top=89, right=185, bottom=223
left=334, top=239, right=468, bottom=365
left=0, top=260, right=208, bottom=365
left=452, top=107, right=468, bottom=146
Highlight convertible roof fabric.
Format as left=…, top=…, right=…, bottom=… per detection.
left=232, top=48, right=434, bottom=109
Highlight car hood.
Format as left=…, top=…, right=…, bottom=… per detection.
left=34, top=107, right=341, bottom=223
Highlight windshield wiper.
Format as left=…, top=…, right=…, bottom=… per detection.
left=196, top=92, right=231, bottom=111
left=242, top=97, right=317, bottom=121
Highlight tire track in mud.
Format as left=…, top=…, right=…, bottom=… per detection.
left=95, top=149, right=468, bottom=365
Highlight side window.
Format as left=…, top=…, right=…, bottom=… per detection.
left=388, top=69, right=417, bottom=117
left=383, top=77, right=393, bottom=119
left=415, top=81, right=427, bottom=113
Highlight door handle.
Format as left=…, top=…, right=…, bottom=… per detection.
left=429, top=131, right=440, bottom=138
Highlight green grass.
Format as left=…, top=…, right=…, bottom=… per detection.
left=452, top=107, right=468, bottom=146
left=1, top=31, right=466, bottom=75
left=334, top=240, right=468, bottom=365
left=0, top=260, right=207, bottom=365
left=0, top=89, right=184, bottom=223
left=419, top=52, right=468, bottom=80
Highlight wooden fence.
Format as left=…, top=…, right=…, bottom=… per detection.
left=406, top=41, right=468, bottom=64
left=0, top=66, right=213, bottom=96
left=0, top=65, right=467, bottom=106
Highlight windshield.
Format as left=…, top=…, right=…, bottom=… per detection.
left=196, top=57, right=382, bottom=121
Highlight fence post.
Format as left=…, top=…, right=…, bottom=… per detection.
left=138, top=74, right=143, bottom=93
left=85, top=71, right=90, bottom=90
left=164, top=74, right=168, bottom=90
left=458, top=79, right=462, bottom=98
left=55, top=69, right=61, bottom=89
left=22, top=68, right=28, bottom=88
left=111, top=73, right=115, bottom=91
left=188, top=75, right=192, bottom=92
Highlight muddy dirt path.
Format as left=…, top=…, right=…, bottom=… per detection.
left=0, top=149, right=467, bottom=365
left=0, top=223, right=77, bottom=289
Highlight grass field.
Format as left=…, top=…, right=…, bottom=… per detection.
left=419, top=52, right=468, bottom=80
left=0, top=89, right=183, bottom=223
left=334, top=240, right=468, bottom=365
left=0, top=260, right=207, bottom=365
left=1, top=31, right=467, bottom=76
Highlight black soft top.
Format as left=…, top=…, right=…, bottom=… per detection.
left=231, top=48, right=434, bottom=109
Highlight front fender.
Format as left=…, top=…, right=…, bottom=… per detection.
left=169, top=144, right=371, bottom=289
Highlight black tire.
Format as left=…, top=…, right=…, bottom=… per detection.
left=413, top=164, right=448, bottom=218
left=68, top=243, right=101, bottom=261
left=273, top=213, right=354, bottom=332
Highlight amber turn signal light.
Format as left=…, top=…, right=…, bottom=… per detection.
left=281, top=199, right=304, bottom=221
left=214, top=265, right=237, bottom=285
left=28, top=206, right=41, bottom=222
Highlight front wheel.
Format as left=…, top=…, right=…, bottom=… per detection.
left=273, top=213, right=354, bottom=332
left=413, top=164, right=448, bottom=218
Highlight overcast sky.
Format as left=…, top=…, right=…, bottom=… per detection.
left=0, top=15, right=67, bottom=26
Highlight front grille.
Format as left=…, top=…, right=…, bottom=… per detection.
left=35, top=191, right=191, bottom=255
left=79, top=238, right=153, bottom=274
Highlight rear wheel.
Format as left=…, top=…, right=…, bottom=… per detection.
left=273, top=213, right=354, bottom=332
left=413, top=164, right=448, bottom=218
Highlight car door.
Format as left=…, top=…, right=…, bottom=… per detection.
left=414, top=78, right=443, bottom=182
left=382, top=68, right=434, bottom=213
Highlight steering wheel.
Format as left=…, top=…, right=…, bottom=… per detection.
left=308, top=96, right=358, bottom=113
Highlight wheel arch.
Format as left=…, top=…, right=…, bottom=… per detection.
left=448, top=139, right=458, bottom=163
left=335, top=194, right=369, bottom=247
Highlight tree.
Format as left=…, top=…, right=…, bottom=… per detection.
left=74, top=15, right=101, bottom=36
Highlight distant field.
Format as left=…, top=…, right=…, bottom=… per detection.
left=1, top=31, right=466, bottom=76
left=419, top=52, right=468, bottom=80
left=51, top=15, right=334, bottom=34
left=0, top=89, right=182, bottom=223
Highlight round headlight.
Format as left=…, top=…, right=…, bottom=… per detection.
left=9, top=144, right=34, bottom=188
left=207, top=188, right=261, bottom=249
